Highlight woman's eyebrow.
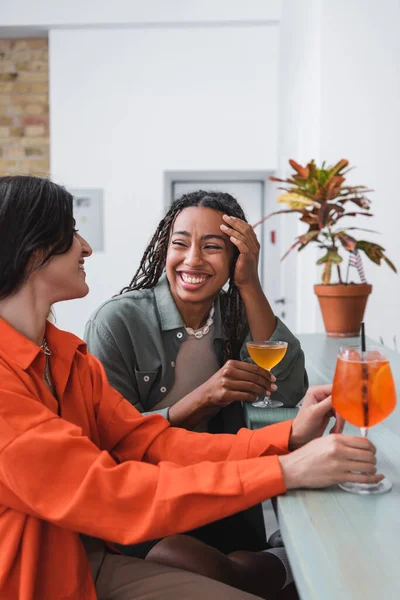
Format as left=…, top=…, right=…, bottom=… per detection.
left=201, top=234, right=226, bottom=243
left=171, top=231, right=226, bottom=243
left=172, top=230, right=190, bottom=237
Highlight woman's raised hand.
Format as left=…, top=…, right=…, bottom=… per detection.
left=288, top=384, right=344, bottom=450
left=200, top=360, right=277, bottom=408
left=220, top=214, right=260, bottom=290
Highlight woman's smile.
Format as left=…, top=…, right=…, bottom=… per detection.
left=177, top=270, right=212, bottom=289
left=79, top=259, right=86, bottom=275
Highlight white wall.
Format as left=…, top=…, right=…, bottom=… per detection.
left=50, top=24, right=280, bottom=336
left=276, top=0, right=321, bottom=333
left=319, top=0, right=400, bottom=347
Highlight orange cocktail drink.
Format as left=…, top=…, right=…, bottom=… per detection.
left=332, top=345, right=396, bottom=495
left=246, top=341, right=288, bottom=408
left=332, top=348, right=396, bottom=428
left=247, top=343, right=288, bottom=372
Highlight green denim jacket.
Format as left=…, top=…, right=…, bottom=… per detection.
left=84, top=274, right=308, bottom=422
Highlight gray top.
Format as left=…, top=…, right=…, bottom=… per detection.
left=153, top=323, right=219, bottom=431
left=84, top=274, right=308, bottom=422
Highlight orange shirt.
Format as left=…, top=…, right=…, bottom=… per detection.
left=0, top=318, right=292, bottom=600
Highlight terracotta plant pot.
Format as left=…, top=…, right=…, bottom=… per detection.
left=314, top=283, right=373, bottom=338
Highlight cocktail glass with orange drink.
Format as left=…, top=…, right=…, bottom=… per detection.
left=246, top=341, right=288, bottom=408
left=332, top=345, right=396, bottom=494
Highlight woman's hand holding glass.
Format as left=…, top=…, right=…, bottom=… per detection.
left=280, top=434, right=381, bottom=490
left=278, top=384, right=383, bottom=490
left=198, top=360, right=277, bottom=408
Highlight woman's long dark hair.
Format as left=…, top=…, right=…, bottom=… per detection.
left=120, top=190, right=249, bottom=360
left=0, top=176, right=74, bottom=299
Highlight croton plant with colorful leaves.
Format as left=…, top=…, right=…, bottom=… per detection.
left=259, top=159, right=396, bottom=284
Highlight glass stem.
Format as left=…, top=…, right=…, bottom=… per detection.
left=360, top=427, right=368, bottom=438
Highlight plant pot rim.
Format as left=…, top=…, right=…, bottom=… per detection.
left=314, top=283, right=372, bottom=298
left=314, top=282, right=371, bottom=286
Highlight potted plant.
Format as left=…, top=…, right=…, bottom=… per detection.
left=260, top=159, right=397, bottom=337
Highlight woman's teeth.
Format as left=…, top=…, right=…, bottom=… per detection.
left=181, top=273, right=207, bottom=284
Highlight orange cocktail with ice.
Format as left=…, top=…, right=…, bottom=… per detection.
left=332, top=345, right=396, bottom=494
left=332, top=347, right=396, bottom=428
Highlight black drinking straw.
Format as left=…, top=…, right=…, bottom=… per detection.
left=360, top=321, right=366, bottom=354
left=360, top=321, right=369, bottom=430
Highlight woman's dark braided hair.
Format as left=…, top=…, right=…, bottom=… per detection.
left=120, top=190, right=249, bottom=360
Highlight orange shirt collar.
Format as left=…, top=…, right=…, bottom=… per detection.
left=0, top=317, right=86, bottom=371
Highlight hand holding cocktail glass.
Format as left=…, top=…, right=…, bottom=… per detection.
left=278, top=384, right=381, bottom=490
left=332, top=324, right=396, bottom=494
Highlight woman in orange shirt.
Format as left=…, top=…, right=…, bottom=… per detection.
left=0, top=175, right=381, bottom=600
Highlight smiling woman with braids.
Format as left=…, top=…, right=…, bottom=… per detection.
left=85, top=191, right=308, bottom=592
left=86, top=191, right=307, bottom=429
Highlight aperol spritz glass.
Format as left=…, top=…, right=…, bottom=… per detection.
left=332, top=345, right=396, bottom=494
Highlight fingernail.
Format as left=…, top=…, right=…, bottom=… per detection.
left=271, top=384, right=278, bottom=392
left=271, top=375, right=277, bottom=382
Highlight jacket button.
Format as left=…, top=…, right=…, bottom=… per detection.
left=177, top=332, right=183, bottom=339
left=160, top=386, right=167, bottom=393
left=143, top=375, right=150, bottom=382
left=171, top=361, right=175, bottom=367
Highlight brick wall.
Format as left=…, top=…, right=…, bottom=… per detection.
left=0, top=38, right=49, bottom=177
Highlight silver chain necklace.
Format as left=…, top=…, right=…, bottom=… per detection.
left=40, top=338, right=51, bottom=356
left=185, top=305, right=215, bottom=339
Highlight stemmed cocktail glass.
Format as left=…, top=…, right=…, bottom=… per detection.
left=246, top=341, right=288, bottom=408
left=332, top=344, right=396, bottom=494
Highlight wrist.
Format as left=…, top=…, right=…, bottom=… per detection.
left=237, top=279, right=263, bottom=296
left=288, top=422, right=304, bottom=451
left=195, top=380, right=215, bottom=408
left=168, top=387, right=215, bottom=428
left=278, top=454, right=299, bottom=490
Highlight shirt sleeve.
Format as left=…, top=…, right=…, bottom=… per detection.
left=0, top=365, right=287, bottom=547
left=240, top=317, right=309, bottom=407
left=88, top=353, right=292, bottom=465
left=84, top=318, right=169, bottom=421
